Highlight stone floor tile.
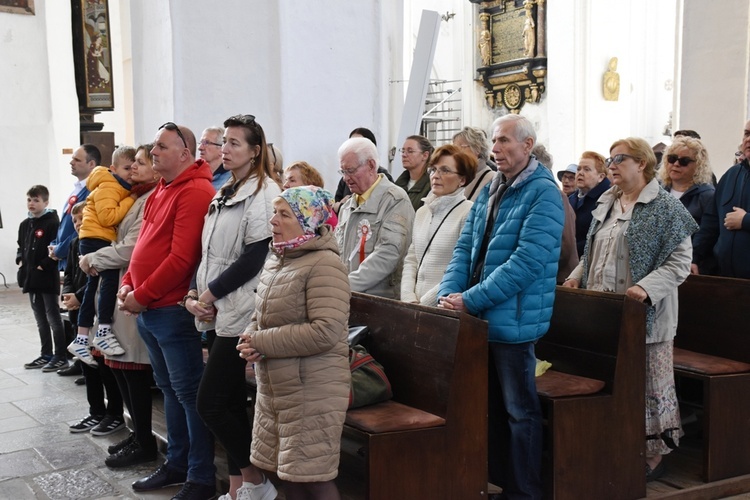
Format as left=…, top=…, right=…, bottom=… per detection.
left=0, top=414, right=42, bottom=433
left=0, top=400, right=24, bottom=418
left=37, top=438, right=108, bottom=469
left=0, top=449, right=51, bottom=481
left=34, top=468, right=117, bottom=500
left=0, top=422, right=73, bottom=454
left=0, top=382, right=49, bottom=404
left=14, top=397, right=85, bottom=425
left=0, top=477, right=38, bottom=499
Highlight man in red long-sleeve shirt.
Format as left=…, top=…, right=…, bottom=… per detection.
left=118, top=122, right=216, bottom=499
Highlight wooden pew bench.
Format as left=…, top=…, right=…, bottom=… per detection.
left=534, top=287, right=648, bottom=500
left=673, top=274, right=750, bottom=482
left=342, top=292, right=489, bottom=500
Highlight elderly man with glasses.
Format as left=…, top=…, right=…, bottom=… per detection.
left=335, top=137, right=414, bottom=299
left=118, top=122, right=217, bottom=499
left=197, top=126, right=230, bottom=191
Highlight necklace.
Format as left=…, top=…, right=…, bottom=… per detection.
left=619, top=194, right=636, bottom=212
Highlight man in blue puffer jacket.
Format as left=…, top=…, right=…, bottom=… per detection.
left=439, top=114, right=563, bottom=500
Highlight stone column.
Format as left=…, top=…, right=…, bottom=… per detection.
left=536, top=0, right=546, bottom=58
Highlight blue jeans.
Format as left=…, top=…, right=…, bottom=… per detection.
left=488, top=341, right=542, bottom=500
left=137, top=306, right=215, bottom=486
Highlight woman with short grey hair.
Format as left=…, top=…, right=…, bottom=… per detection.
left=453, top=126, right=494, bottom=201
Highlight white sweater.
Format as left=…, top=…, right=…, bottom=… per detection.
left=400, top=189, right=472, bottom=306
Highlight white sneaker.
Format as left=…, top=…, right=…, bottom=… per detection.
left=235, top=476, right=277, bottom=500
left=67, top=337, right=97, bottom=366
left=92, top=325, right=125, bottom=356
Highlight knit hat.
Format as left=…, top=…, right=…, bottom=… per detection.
left=279, top=186, right=334, bottom=235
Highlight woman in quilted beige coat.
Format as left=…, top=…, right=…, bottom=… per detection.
left=238, top=186, right=351, bottom=500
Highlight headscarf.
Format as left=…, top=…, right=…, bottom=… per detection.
left=279, top=186, right=334, bottom=235
left=272, top=186, right=334, bottom=252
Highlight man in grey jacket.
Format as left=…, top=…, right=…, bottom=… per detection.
left=335, top=137, right=414, bottom=299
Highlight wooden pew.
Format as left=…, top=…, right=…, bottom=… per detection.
left=342, top=292, right=489, bottom=500
left=535, top=287, right=648, bottom=500
left=673, top=274, right=750, bottom=482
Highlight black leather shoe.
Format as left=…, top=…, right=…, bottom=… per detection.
left=132, top=463, right=186, bottom=491
left=108, top=432, right=135, bottom=455
left=106, top=439, right=158, bottom=468
left=57, top=359, right=82, bottom=376
left=171, top=481, right=215, bottom=500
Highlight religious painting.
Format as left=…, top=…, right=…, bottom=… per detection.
left=72, top=0, right=114, bottom=110
left=0, top=0, right=35, bottom=15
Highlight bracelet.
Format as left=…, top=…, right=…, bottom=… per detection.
left=179, top=294, right=199, bottom=307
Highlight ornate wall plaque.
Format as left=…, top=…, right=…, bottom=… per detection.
left=471, top=0, right=547, bottom=113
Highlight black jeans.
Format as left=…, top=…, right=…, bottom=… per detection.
left=82, top=354, right=124, bottom=418
left=196, top=335, right=251, bottom=476
left=78, top=237, right=119, bottom=328
left=29, top=292, right=66, bottom=358
left=112, top=367, right=154, bottom=448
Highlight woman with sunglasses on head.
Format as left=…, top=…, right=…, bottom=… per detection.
left=188, top=114, right=280, bottom=500
left=659, top=136, right=715, bottom=228
left=563, top=137, right=699, bottom=482
left=401, top=145, right=475, bottom=305
left=397, top=135, right=434, bottom=211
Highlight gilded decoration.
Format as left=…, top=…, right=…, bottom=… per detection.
left=471, top=0, right=547, bottom=113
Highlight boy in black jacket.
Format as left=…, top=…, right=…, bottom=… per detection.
left=17, top=185, right=68, bottom=371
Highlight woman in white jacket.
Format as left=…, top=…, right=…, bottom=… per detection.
left=187, top=114, right=281, bottom=500
left=401, top=145, right=475, bottom=306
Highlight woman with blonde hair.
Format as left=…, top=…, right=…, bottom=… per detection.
left=564, top=137, right=698, bottom=481
left=658, top=136, right=715, bottom=228
left=282, top=161, right=325, bottom=189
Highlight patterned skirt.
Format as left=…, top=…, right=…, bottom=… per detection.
left=646, top=340, right=682, bottom=457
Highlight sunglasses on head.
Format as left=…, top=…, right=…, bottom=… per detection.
left=666, top=154, right=696, bottom=167
left=159, top=122, right=188, bottom=149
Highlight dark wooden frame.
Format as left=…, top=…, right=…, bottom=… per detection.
left=0, top=0, right=35, bottom=15
left=71, top=0, right=114, bottom=111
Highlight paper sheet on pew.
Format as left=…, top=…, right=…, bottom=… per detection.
left=536, top=358, right=551, bottom=377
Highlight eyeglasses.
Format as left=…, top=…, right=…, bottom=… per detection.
left=666, top=154, right=696, bottom=167
left=605, top=154, right=637, bottom=167
left=399, top=148, right=422, bottom=155
left=338, top=163, right=365, bottom=176
left=199, top=139, right=222, bottom=148
left=159, top=122, right=188, bottom=149
left=427, top=166, right=459, bottom=176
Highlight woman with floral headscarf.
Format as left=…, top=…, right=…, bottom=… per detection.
left=238, top=186, right=351, bottom=500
